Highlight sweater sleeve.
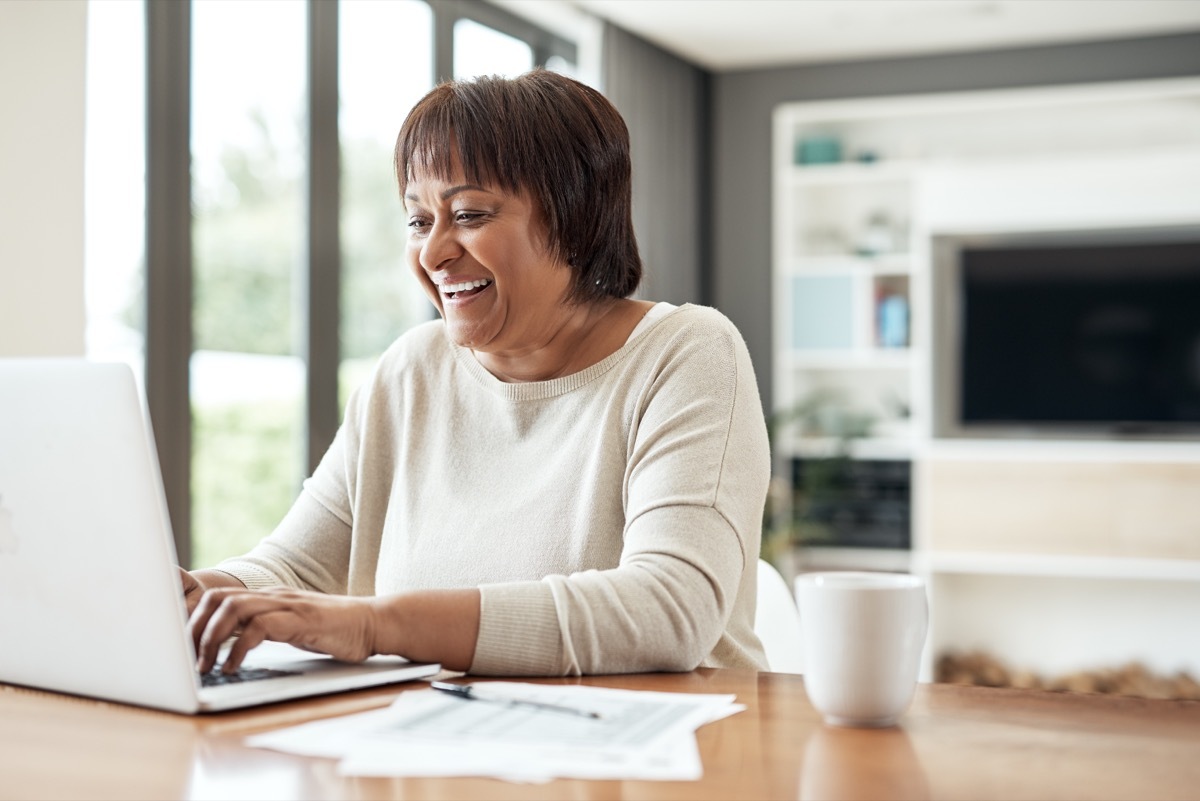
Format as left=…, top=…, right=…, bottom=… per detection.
left=469, top=317, right=770, bottom=675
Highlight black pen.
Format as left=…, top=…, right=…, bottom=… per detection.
left=430, top=681, right=604, bottom=720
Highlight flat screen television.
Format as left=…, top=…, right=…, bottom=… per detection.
left=933, top=227, right=1200, bottom=439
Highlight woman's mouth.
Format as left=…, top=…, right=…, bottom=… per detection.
left=440, top=278, right=492, bottom=300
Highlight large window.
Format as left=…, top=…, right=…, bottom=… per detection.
left=86, top=0, right=579, bottom=568
left=454, top=17, right=533, bottom=78
left=189, top=0, right=308, bottom=567
left=338, top=0, right=435, bottom=407
left=84, top=0, right=145, bottom=381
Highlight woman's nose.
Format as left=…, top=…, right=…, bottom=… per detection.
left=419, top=220, right=461, bottom=272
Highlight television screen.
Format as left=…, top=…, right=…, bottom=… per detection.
left=959, top=236, right=1200, bottom=435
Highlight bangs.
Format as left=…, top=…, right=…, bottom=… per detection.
left=393, top=70, right=642, bottom=303
left=394, top=84, right=522, bottom=197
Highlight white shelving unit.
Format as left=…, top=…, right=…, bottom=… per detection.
left=771, top=76, right=1200, bottom=681
left=917, top=552, right=1200, bottom=584
left=773, top=158, right=919, bottom=457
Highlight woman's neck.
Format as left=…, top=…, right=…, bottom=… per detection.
left=473, top=298, right=654, bottom=383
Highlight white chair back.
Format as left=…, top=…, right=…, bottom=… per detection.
left=755, top=558, right=804, bottom=674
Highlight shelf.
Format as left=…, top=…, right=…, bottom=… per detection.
left=923, top=438, right=1200, bottom=463
left=775, top=77, right=1200, bottom=683
left=918, top=551, right=1200, bottom=583
left=795, top=546, right=912, bottom=574
left=787, top=253, right=912, bottom=274
left=786, top=349, right=912, bottom=369
left=784, top=436, right=913, bottom=460
left=786, top=160, right=916, bottom=186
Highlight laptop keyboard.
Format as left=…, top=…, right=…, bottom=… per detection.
left=200, top=666, right=301, bottom=688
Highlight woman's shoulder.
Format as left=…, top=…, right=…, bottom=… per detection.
left=674, top=302, right=737, bottom=326
left=615, top=304, right=757, bottom=393
left=640, top=303, right=747, bottom=347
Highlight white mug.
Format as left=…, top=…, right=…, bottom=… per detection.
left=795, top=571, right=928, bottom=728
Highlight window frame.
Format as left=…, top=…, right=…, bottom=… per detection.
left=144, top=0, right=576, bottom=567
left=430, top=0, right=576, bottom=80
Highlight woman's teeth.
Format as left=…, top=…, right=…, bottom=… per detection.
left=442, top=279, right=492, bottom=297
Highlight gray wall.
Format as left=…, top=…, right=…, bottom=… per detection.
left=711, top=32, right=1200, bottom=412
left=602, top=23, right=710, bottom=306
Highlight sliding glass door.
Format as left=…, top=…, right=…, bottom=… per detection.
left=98, top=0, right=576, bottom=568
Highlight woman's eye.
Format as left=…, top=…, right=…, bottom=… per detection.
left=455, top=211, right=486, bottom=224
left=407, top=218, right=431, bottom=232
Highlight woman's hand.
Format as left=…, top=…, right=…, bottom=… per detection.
left=177, top=567, right=247, bottom=616
left=188, top=586, right=377, bottom=674
left=187, top=584, right=482, bottom=675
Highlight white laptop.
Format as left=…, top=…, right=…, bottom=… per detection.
left=0, top=358, right=439, bottom=714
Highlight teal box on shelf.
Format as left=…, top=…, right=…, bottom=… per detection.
left=794, top=136, right=842, bottom=165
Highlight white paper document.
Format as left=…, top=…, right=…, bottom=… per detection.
left=246, top=682, right=744, bottom=782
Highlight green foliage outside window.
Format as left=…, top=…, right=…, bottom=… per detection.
left=191, top=399, right=300, bottom=568
left=139, top=113, right=428, bottom=567
left=341, top=136, right=422, bottom=360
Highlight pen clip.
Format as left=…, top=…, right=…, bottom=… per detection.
left=430, top=681, right=474, bottom=699
left=430, top=681, right=603, bottom=720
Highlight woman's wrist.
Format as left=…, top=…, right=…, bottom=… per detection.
left=366, top=594, right=419, bottom=660
left=192, top=568, right=247, bottom=591
left=366, top=589, right=480, bottom=672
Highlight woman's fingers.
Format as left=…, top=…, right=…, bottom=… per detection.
left=219, top=612, right=290, bottom=672
left=188, top=588, right=373, bottom=674
left=190, top=589, right=283, bottom=672
left=190, top=589, right=270, bottom=671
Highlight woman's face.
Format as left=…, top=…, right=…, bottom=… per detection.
left=403, top=159, right=575, bottom=354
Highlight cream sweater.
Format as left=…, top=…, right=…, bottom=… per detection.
left=217, top=303, right=771, bottom=675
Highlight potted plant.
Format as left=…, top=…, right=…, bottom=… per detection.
left=762, top=389, right=876, bottom=581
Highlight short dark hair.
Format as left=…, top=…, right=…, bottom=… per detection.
left=394, top=69, right=642, bottom=304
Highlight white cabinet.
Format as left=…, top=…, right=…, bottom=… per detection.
left=771, top=77, right=1200, bottom=682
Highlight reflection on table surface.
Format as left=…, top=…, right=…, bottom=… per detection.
left=3, top=669, right=1199, bottom=800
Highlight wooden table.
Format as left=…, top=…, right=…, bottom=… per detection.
left=2, top=670, right=1198, bottom=800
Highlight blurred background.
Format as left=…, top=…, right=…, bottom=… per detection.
left=2, top=0, right=1199, bottom=690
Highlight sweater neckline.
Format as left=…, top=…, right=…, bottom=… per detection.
left=449, top=303, right=687, bottom=401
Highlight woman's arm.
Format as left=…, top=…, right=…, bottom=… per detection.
left=368, top=588, right=480, bottom=668
left=470, top=312, right=771, bottom=676
left=188, top=584, right=480, bottom=673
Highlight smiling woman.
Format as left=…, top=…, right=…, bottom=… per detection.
left=396, top=73, right=649, bottom=381
left=402, top=176, right=585, bottom=366
left=181, top=70, right=772, bottom=679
